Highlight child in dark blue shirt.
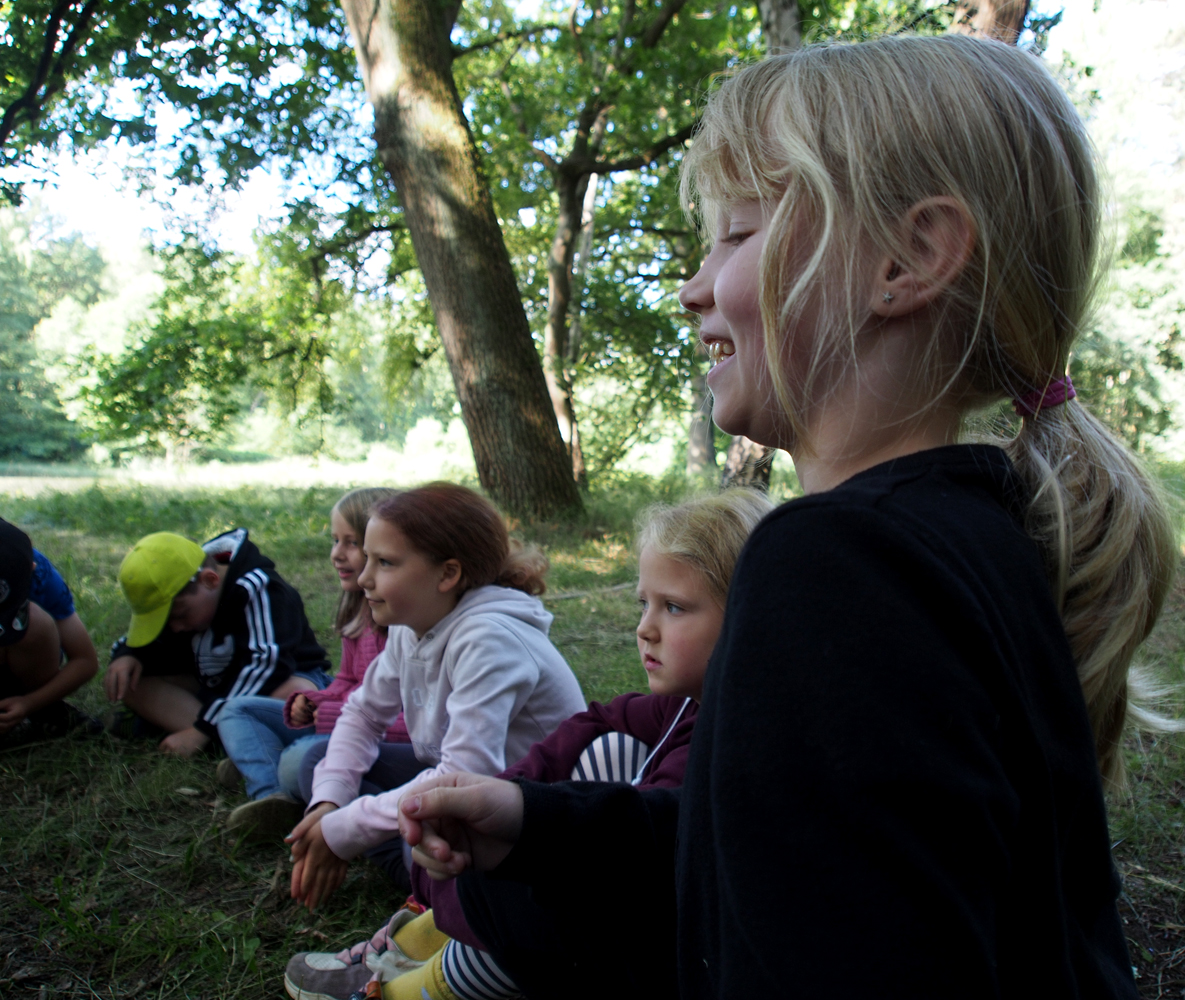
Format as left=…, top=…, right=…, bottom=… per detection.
left=0, top=520, right=99, bottom=742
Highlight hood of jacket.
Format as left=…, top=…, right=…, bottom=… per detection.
left=396, top=584, right=554, bottom=657
left=201, top=528, right=274, bottom=589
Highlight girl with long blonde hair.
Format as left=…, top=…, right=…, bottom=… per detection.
left=394, top=36, right=1174, bottom=1000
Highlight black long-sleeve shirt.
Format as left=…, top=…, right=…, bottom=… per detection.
left=494, top=445, right=1137, bottom=999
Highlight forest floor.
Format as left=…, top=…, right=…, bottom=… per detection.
left=0, top=476, right=1181, bottom=998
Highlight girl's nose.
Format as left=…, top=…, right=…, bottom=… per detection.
left=637, top=611, right=658, bottom=642
left=678, top=258, right=715, bottom=315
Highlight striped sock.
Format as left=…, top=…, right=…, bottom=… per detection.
left=440, top=940, right=524, bottom=1000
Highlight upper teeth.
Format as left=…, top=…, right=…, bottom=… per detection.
left=707, top=342, right=735, bottom=365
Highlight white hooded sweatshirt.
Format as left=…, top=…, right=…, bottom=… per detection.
left=314, top=584, right=586, bottom=860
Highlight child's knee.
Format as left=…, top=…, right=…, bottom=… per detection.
left=272, top=674, right=318, bottom=699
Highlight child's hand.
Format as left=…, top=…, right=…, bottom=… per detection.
left=289, top=693, right=315, bottom=727
left=399, top=773, right=524, bottom=881
left=104, top=656, right=143, bottom=702
left=0, top=696, right=32, bottom=734
left=286, top=806, right=347, bottom=911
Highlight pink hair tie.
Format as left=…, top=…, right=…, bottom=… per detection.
left=1013, top=375, right=1076, bottom=418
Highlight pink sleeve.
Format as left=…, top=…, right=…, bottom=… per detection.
left=313, top=628, right=393, bottom=736
left=283, top=637, right=359, bottom=729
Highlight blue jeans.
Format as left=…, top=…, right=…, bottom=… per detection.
left=217, top=694, right=323, bottom=799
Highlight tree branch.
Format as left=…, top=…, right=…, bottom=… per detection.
left=595, top=120, right=697, bottom=173
left=0, top=0, right=67, bottom=148
left=309, top=221, right=405, bottom=261
left=452, top=21, right=565, bottom=58
left=641, top=0, right=691, bottom=48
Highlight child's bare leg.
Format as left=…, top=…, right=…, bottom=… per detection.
left=0, top=605, right=68, bottom=733
left=122, top=674, right=201, bottom=730
left=122, top=675, right=211, bottom=756
left=0, top=628, right=60, bottom=692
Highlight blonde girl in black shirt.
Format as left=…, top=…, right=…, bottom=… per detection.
left=396, top=35, right=1176, bottom=1000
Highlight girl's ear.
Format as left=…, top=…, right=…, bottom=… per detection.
left=871, top=197, right=976, bottom=317
left=437, top=559, right=464, bottom=594
left=198, top=567, right=221, bottom=590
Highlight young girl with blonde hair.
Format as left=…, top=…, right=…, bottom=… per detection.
left=395, top=35, right=1176, bottom=1000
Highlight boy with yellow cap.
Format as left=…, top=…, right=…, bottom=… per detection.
left=105, top=528, right=331, bottom=756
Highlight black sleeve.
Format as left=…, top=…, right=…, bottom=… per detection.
left=459, top=779, right=681, bottom=1000
left=109, top=628, right=195, bottom=676
left=677, top=503, right=1035, bottom=999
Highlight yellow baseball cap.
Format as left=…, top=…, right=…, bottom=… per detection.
left=119, top=532, right=206, bottom=647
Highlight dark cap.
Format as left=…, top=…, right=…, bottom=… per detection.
left=0, top=519, right=34, bottom=647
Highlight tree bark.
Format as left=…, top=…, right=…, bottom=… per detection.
left=714, top=0, right=798, bottom=488
left=950, top=0, right=1030, bottom=44
left=543, top=165, right=593, bottom=485
left=757, top=0, right=802, bottom=54
left=686, top=371, right=715, bottom=477
left=339, top=0, right=582, bottom=518
left=720, top=436, right=773, bottom=489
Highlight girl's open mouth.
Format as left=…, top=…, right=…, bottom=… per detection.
left=706, top=341, right=735, bottom=366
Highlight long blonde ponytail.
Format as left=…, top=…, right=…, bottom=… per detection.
left=1006, top=404, right=1177, bottom=788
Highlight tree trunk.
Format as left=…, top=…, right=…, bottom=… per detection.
left=566, top=173, right=597, bottom=367
left=339, top=0, right=582, bottom=519
left=721, top=436, right=774, bottom=490
left=950, top=0, right=1029, bottom=44
left=757, top=0, right=803, bottom=53
left=715, top=0, right=800, bottom=488
left=686, top=372, right=716, bottom=478
left=542, top=165, right=592, bottom=485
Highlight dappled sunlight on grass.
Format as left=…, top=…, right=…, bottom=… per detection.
left=547, top=537, right=634, bottom=590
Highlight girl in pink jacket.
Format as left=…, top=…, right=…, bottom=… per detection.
left=221, top=487, right=410, bottom=840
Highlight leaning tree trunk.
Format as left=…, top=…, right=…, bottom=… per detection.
left=339, top=0, right=582, bottom=518
left=542, top=164, right=593, bottom=486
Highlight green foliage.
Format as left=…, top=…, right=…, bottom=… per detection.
left=1064, top=203, right=1185, bottom=453
left=450, top=0, right=763, bottom=475
left=1070, top=329, right=1173, bottom=451
left=1, top=0, right=363, bottom=200
left=82, top=245, right=259, bottom=452
left=0, top=207, right=101, bottom=459
left=80, top=221, right=463, bottom=458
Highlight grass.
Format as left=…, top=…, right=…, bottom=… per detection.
left=1, top=473, right=1183, bottom=998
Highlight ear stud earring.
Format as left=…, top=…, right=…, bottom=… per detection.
left=882, top=292, right=894, bottom=303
